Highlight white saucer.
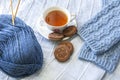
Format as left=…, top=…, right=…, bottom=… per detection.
left=36, top=18, right=77, bottom=39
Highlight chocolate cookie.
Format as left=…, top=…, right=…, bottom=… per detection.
left=54, top=45, right=71, bottom=62
left=63, top=26, right=77, bottom=37
left=48, top=32, right=64, bottom=41
left=59, top=41, right=74, bottom=55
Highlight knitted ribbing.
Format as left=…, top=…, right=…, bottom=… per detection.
left=78, top=1, right=120, bottom=54
left=79, top=42, right=120, bottom=72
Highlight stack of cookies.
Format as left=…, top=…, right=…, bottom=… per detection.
left=48, top=26, right=77, bottom=41
left=48, top=26, right=77, bottom=62
left=54, top=41, right=74, bottom=62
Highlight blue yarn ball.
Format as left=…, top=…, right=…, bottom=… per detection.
left=0, top=15, right=43, bottom=78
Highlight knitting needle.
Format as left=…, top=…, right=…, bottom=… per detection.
left=14, top=0, right=21, bottom=20
left=10, top=0, right=21, bottom=26
left=10, top=0, right=15, bottom=25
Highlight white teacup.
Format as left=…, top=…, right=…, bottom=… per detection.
left=42, top=6, right=74, bottom=32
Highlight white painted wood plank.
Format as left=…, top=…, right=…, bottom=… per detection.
left=28, top=1, right=75, bottom=80
left=76, top=0, right=95, bottom=26
left=75, top=0, right=105, bottom=80
left=0, top=0, right=9, bottom=14
left=22, top=1, right=78, bottom=80
left=0, top=0, right=111, bottom=80
left=54, top=37, right=89, bottom=80
left=54, top=0, right=89, bottom=80
left=34, top=0, right=58, bottom=61
left=17, top=0, right=36, bottom=20
left=76, top=63, right=105, bottom=80
left=22, top=0, right=58, bottom=30
left=68, top=0, right=82, bottom=15
left=103, top=60, right=120, bottom=80
left=42, top=0, right=58, bottom=11
left=20, top=1, right=59, bottom=80
left=56, top=0, right=70, bottom=8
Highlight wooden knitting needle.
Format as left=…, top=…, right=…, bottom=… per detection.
left=14, top=0, right=21, bottom=20
left=10, top=0, right=14, bottom=25
left=10, top=0, right=21, bottom=26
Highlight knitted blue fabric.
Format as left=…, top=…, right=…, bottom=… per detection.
left=102, top=0, right=115, bottom=7
left=79, top=1, right=120, bottom=54
left=0, top=15, right=43, bottom=77
left=78, top=0, right=120, bottom=72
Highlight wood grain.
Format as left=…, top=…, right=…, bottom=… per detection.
left=0, top=0, right=119, bottom=80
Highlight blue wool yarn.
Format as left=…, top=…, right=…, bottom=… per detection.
left=0, top=15, right=43, bottom=77
left=78, top=0, right=120, bottom=72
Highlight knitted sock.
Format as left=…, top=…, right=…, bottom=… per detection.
left=79, top=43, right=120, bottom=72
left=102, top=0, right=115, bottom=7
left=78, top=0, right=120, bottom=54
left=78, top=0, right=120, bottom=72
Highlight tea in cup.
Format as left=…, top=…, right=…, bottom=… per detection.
left=42, top=6, right=73, bottom=32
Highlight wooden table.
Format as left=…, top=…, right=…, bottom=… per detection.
left=0, top=0, right=120, bottom=80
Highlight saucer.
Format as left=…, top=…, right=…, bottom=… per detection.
left=36, top=17, right=77, bottom=39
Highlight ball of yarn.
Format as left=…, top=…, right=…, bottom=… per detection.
left=0, top=15, right=43, bottom=78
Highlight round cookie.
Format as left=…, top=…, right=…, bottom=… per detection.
left=48, top=32, right=64, bottom=41
left=63, top=26, right=77, bottom=37
left=54, top=45, right=71, bottom=62
left=59, top=41, right=74, bottom=55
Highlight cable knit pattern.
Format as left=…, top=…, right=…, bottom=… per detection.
left=102, top=0, right=115, bottom=7
left=78, top=1, right=120, bottom=54
left=78, top=0, right=120, bottom=72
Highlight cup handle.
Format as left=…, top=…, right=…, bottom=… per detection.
left=70, top=14, right=76, bottom=22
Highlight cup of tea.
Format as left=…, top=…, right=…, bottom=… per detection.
left=42, top=6, right=74, bottom=32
